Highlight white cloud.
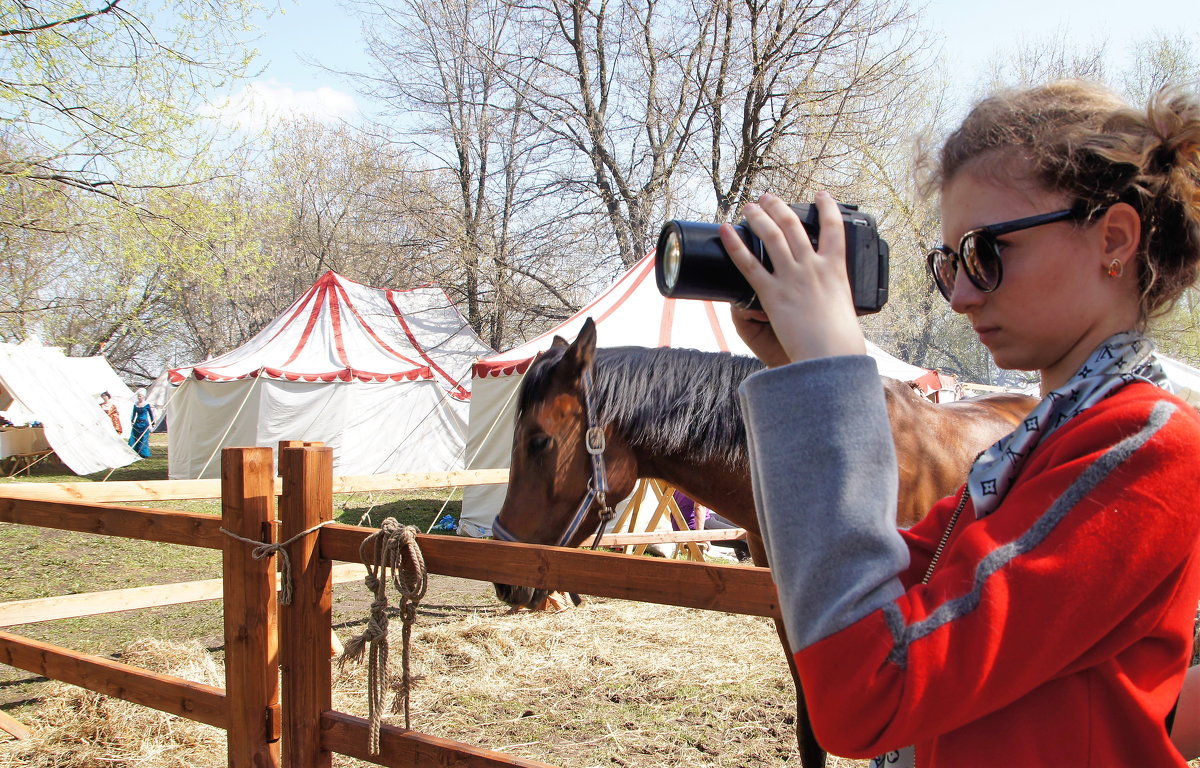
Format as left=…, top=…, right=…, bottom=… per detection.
left=208, top=81, right=359, bottom=130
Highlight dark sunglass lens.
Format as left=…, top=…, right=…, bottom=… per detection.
left=962, top=234, right=1002, bottom=291
left=927, top=249, right=955, bottom=300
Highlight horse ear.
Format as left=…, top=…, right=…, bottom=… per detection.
left=557, top=317, right=597, bottom=384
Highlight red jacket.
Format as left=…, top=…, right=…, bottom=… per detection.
left=795, top=382, right=1200, bottom=766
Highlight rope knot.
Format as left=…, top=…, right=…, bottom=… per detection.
left=337, top=517, right=427, bottom=754
left=219, top=520, right=333, bottom=605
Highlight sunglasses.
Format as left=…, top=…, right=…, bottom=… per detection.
left=926, top=206, right=1102, bottom=301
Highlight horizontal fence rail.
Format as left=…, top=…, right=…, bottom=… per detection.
left=320, top=711, right=558, bottom=768
left=596, top=528, right=747, bottom=546
left=0, top=468, right=510, bottom=503
left=320, top=524, right=780, bottom=619
left=0, top=497, right=224, bottom=548
left=0, top=564, right=368, bottom=628
left=0, top=630, right=228, bottom=729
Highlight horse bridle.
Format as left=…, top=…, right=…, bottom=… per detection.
left=492, top=368, right=615, bottom=550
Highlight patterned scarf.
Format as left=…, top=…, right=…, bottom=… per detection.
left=968, top=331, right=1170, bottom=519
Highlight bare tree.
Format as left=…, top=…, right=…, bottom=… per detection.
left=481, top=0, right=926, bottom=265
left=980, top=30, right=1110, bottom=91
left=696, top=0, right=922, bottom=219
left=351, top=0, right=611, bottom=349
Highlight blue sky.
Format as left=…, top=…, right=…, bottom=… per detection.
left=226, top=0, right=1197, bottom=126
left=926, top=0, right=1192, bottom=78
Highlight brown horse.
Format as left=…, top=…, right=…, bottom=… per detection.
left=491, top=317, right=1036, bottom=767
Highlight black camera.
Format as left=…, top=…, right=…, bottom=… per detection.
left=654, top=202, right=889, bottom=315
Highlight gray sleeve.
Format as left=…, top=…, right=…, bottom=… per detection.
left=738, top=355, right=909, bottom=652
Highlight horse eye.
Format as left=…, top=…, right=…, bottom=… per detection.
left=528, top=435, right=552, bottom=455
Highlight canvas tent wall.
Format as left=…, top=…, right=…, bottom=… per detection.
left=460, top=252, right=934, bottom=537
left=144, top=370, right=173, bottom=431
left=59, top=354, right=138, bottom=436
left=1162, top=355, right=1200, bottom=407
left=167, top=271, right=493, bottom=479
left=0, top=341, right=139, bottom=474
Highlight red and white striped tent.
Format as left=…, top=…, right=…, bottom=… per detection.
left=167, top=271, right=492, bottom=479
left=459, top=251, right=935, bottom=536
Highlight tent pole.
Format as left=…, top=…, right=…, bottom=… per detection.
left=195, top=372, right=265, bottom=480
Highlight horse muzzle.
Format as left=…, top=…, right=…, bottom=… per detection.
left=494, top=582, right=549, bottom=609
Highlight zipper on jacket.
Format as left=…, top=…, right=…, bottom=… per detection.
left=910, top=485, right=970, bottom=767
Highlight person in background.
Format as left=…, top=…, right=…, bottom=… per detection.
left=725, top=81, right=1200, bottom=766
left=670, top=490, right=753, bottom=562
left=99, top=391, right=121, bottom=434
left=671, top=489, right=705, bottom=531
left=127, top=388, right=155, bottom=459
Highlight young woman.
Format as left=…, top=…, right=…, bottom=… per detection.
left=99, top=391, right=121, bottom=434
left=724, top=81, right=1200, bottom=766
left=127, top=388, right=155, bottom=459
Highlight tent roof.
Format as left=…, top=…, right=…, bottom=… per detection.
left=170, top=271, right=492, bottom=399
left=473, top=251, right=930, bottom=382
left=60, top=355, right=136, bottom=402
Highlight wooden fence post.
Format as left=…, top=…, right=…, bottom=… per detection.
left=279, top=444, right=334, bottom=768
left=222, top=446, right=282, bottom=768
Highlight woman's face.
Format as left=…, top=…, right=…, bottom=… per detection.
left=940, top=165, right=1140, bottom=392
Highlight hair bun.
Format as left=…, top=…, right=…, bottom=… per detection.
left=1149, top=88, right=1200, bottom=173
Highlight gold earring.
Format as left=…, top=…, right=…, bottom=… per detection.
left=1107, top=259, right=1124, bottom=278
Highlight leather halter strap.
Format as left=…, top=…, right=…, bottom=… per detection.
left=492, top=368, right=614, bottom=549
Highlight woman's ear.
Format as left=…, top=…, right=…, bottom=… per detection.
left=1099, top=201, right=1141, bottom=266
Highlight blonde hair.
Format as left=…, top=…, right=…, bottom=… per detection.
left=920, top=80, right=1200, bottom=320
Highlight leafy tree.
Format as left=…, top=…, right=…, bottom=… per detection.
left=0, top=1, right=264, bottom=374
left=0, top=1, right=259, bottom=205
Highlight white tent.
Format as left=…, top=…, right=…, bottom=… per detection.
left=167, top=271, right=493, bottom=479
left=0, top=342, right=139, bottom=474
left=460, top=251, right=934, bottom=537
left=145, top=369, right=174, bottom=431
left=1162, top=355, right=1200, bottom=408
left=59, top=354, right=138, bottom=436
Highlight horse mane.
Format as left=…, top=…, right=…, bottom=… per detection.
left=519, top=345, right=764, bottom=470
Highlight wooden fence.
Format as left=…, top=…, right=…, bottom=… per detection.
left=0, top=444, right=779, bottom=767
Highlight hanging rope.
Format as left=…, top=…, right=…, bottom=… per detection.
left=337, top=518, right=428, bottom=754
left=218, top=520, right=334, bottom=605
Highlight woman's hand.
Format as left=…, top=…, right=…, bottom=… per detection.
left=729, top=306, right=790, bottom=368
left=720, top=191, right=867, bottom=365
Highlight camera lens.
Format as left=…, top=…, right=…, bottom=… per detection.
left=661, top=229, right=682, bottom=292
left=655, top=220, right=762, bottom=308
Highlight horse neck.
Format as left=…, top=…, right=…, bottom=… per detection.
left=591, top=348, right=758, bottom=531
left=629, top=447, right=758, bottom=533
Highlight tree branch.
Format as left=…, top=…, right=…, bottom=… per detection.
left=0, top=1, right=123, bottom=38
